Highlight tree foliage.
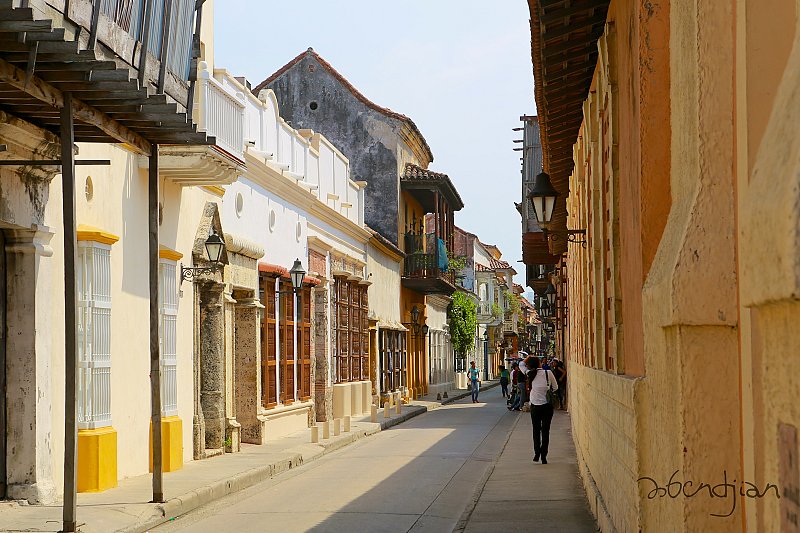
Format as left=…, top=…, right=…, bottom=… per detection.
left=448, top=291, right=478, bottom=357
left=505, top=290, right=522, bottom=317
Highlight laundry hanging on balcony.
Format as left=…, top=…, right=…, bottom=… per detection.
left=437, top=238, right=449, bottom=272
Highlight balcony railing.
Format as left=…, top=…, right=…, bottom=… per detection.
left=403, top=252, right=454, bottom=284
left=196, top=66, right=246, bottom=161
left=30, top=0, right=198, bottom=106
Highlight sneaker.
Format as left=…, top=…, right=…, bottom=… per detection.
left=533, top=453, right=540, bottom=462
left=541, top=457, right=548, bottom=465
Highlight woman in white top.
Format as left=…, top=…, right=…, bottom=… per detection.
left=527, top=357, right=558, bottom=464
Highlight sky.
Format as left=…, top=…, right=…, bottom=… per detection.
left=213, top=1, right=536, bottom=285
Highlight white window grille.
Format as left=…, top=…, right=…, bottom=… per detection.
left=159, top=260, right=179, bottom=417
left=77, top=242, right=113, bottom=429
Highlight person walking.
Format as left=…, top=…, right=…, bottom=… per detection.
left=552, top=360, right=567, bottom=409
left=468, top=361, right=481, bottom=403
left=527, top=357, right=558, bottom=464
left=499, top=365, right=510, bottom=398
left=509, top=362, right=526, bottom=411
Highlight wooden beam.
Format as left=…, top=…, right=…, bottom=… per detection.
left=542, top=34, right=598, bottom=58
left=0, top=8, right=34, bottom=20
left=0, top=58, right=151, bottom=154
left=540, top=3, right=600, bottom=25
left=0, top=20, right=52, bottom=32
left=542, top=12, right=607, bottom=40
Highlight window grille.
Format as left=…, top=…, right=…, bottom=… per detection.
left=77, top=242, right=113, bottom=429
left=159, top=259, right=178, bottom=416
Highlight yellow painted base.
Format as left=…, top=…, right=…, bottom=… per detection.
left=149, top=416, right=183, bottom=473
left=77, top=427, right=118, bottom=493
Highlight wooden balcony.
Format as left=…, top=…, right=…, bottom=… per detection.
left=402, top=251, right=457, bottom=296
left=0, top=0, right=210, bottom=150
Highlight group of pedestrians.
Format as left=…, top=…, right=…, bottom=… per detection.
left=465, top=355, right=568, bottom=464
left=500, top=354, right=567, bottom=464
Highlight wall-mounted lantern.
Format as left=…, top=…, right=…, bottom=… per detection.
left=181, top=229, right=226, bottom=283
left=528, top=171, right=586, bottom=246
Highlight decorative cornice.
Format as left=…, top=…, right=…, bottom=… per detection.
left=202, top=185, right=226, bottom=197
left=244, top=151, right=372, bottom=244
left=225, top=233, right=265, bottom=260
left=159, top=245, right=183, bottom=261
left=307, top=235, right=334, bottom=252
left=77, top=224, right=119, bottom=245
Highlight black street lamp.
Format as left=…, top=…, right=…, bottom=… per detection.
left=289, top=258, right=306, bottom=293
left=181, top=228, right=226, bottom=283
left=528, top=171, right=559, bottom=225
left=528, top=171, right=586, bottom=245
left=545, top=283, right=557, bottom=307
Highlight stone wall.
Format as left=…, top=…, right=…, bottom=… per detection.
left=266, top=54, right=404, bottom=245
left=570, top=365, right=640, bottom=533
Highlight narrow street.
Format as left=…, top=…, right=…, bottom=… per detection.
left=152, top=392, right=595, bottom=533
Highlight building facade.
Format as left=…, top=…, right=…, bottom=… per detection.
left=260, top=50, right=464, bottom=402
left=525, top=0, right=800, bottom=531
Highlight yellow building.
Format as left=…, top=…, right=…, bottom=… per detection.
left=525, top=0, right=800, bottom=531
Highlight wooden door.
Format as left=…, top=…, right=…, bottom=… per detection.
left=298, top=287, right=311, bottom=400
left=0, top=231, right=6, bottom=497
left=280, top=280, right=295, bottom=403
left=260, top=275, right=278, bottom=408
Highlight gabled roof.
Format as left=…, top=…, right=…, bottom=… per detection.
left=402, top=163, right=465, bottom=210
left=254, top=48, right=434, bottom=164
left=475, top=258, right=516, bottom=274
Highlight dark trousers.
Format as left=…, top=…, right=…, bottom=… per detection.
left=500, top=378, right=509, bottom=397
left=530, top=403, right=555, bottom=458
left=512, top=383, right=526, bottom=409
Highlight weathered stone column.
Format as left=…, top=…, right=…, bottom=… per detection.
left=234, top=297, right=264, bottom=444
left=198, top=282, right=225, bottom=453
left=222, top=286, right=240, bottom=453
left=5, top=226, right=56, bottom=503
left=313, top=285, right=332, bottom=422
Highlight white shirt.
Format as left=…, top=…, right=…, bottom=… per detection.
left=528, top=369, right=559, bottom=406
left=518, top=360, right=528, bottom=375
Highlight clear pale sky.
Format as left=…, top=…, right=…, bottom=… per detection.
left=213, top=1, right=536, bottom=285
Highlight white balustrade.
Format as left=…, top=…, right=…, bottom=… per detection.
left=197, top=64, right=246, bottom=162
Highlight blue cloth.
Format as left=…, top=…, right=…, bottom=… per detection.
left=471, top=380, right=480, bottom=402
left=437, top=238, right=449, bottom=272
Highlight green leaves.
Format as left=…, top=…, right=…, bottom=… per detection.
left=448, top=291, right=478, bottom=357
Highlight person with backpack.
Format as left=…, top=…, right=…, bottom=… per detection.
left=527, top=357, right=559, bottom=464
left=468, top=361, right=481, bottom=403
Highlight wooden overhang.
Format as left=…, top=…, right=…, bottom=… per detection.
left=527, top=0, right=610, bottom=254
left=400, top=275, right=457, bottom=297
left=401, top=163, right=465, bottom=213
left=0, top=6, right=212, bottom=155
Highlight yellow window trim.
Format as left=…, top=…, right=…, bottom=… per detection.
left=77, top=224, right=120, bottom=245
left=159, top=246, right=183, bottom=261
left=202, top=185, right=226, bottom=197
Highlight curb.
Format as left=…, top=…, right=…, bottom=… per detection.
left=121, top=404, right=431, bottom=533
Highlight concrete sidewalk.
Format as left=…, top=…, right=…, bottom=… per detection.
left=0, top=382, right=496, bottom=533
left=456, top=408, right=598, bottom=532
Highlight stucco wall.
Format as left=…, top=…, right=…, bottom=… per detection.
left=366, top=243, right=402, bottom=326
left=74, top=143, right=217, bottom=479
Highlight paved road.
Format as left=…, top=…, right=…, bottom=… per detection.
left=153, top=389, right=595, bottom=533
